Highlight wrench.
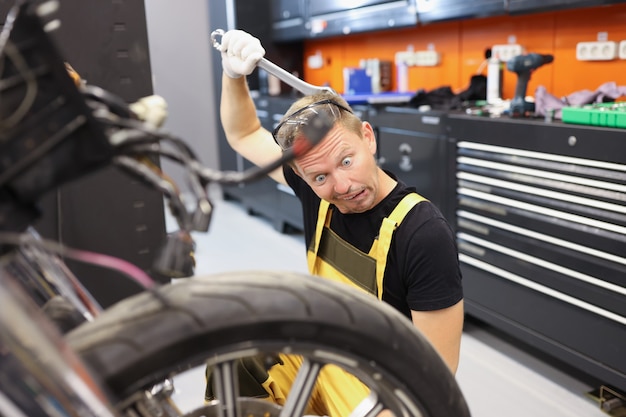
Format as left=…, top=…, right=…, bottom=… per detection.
left=211, top=29, right=335, bottom=96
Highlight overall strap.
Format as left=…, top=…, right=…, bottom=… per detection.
left=374, top=193, right=426, bottom=300
left=307, top=199, right=331, bottom=273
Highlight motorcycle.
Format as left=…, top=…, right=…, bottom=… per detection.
left=0, top=1, right=471, bottom=416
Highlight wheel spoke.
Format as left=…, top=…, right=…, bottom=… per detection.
left=212, top=359, right=239, bottom=417
left=348, top=391, right=385, bottom=417
left=279, top=357, right=322, bottom=417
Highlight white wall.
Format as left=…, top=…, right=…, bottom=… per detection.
left=144, top=0, right=224, bottom=182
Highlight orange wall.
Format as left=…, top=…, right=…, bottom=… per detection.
left=302, top=3, right=626, bottom=99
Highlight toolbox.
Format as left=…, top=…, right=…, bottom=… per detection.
left=561, top=102, right=626, bottom=129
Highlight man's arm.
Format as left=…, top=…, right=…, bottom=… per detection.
left=411, top=299, right=464, bottom=374
left=219, top=30, right=286, bottom=184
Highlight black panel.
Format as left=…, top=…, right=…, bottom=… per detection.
left=450, top=115, right=626, bottom=165
left=53, top=0, right=167, bottom=308
left=508, top=0, right=622, bottom=14
left=2, top=0, right=168, bottom=307
left=49, top=0, right=153, bottom=101
left=270, top=0, right=307, bottom=41
left=416, top=0, right=505, bottom=23
left=450, top=114, right=626, bottom=392
left=309, top=0, right=398, bottom=15
left=457, top=191, right=626, bottom=260
left=270, top=0, right=419, bottom=40
left=368, top=106, right=456, bottom=225
left=463, top=267, right=626, bottom=390
left=271, top=0, right=304, bottom=20
left=458, top=230, right=625, bottom=315
left=307, top=0, right=418, bottom=38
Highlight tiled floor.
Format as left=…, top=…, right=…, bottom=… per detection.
left=167, top=193, right=608, bottom=417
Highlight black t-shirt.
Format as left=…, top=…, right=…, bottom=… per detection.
left=284, top=166, right=463, bottom=319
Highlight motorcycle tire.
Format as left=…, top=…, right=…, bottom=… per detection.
left=66, top=270, right=470, bottom=417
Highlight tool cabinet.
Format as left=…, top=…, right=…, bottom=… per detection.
left=449, top=114, right=626, bottom=392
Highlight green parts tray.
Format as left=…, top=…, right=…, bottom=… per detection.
left=562, top=102, right=626, bottom=129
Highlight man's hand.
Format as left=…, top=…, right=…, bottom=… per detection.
left=220, top=30, right=265, bottom=79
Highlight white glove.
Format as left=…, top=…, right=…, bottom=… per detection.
left=220, top=30, right=265, bottom=79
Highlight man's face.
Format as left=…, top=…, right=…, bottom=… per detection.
left=293, top=122, right=381, bottom=214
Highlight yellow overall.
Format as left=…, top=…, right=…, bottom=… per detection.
left=264, top=193, right=426, bottom=416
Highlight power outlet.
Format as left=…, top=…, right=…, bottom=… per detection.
left=576, top=41, right=617, bottom=61
left=414, top=50, right=440, bottom=66
left=395, top=51, right=414, bottom=66
left=395, top=50, right=440, bottom=66
left=491, top=44, right=524, bottom=62
left=619, top=40, right=626, bottom=59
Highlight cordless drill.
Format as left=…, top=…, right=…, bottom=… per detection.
left=506, top=53, right=554, bottom=117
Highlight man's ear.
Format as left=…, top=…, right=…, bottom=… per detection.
left=362, top=121, right=377, bottom=154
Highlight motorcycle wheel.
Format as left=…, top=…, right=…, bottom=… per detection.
left=66, top=270, right=470, bottom=417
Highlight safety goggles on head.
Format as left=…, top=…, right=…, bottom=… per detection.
left=272, top=99, right=353, bottom=150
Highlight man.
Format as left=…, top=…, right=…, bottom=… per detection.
left=216, top=29, right=464, bottom=416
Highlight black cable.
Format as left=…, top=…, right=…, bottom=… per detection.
left=100, top=116, right=212, bottom=217
left=114, top=155, right=192, bottom=232
left=99, top=115, right=200, bottom=161
left=81, top=84, right=134, bottom=118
